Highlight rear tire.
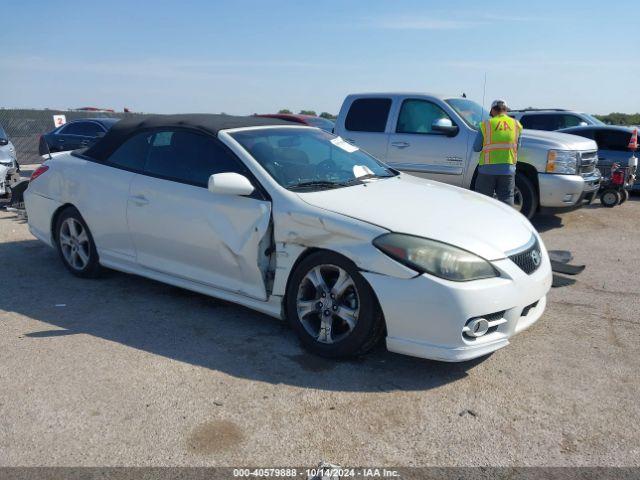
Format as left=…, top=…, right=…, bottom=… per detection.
left=285, top=251, right=385, bottom=358
left=55, top=207, right=102, bottom=278
left=515, top=172, right=538, bottom=219
left=619, top=189, right=629, bottom=204
left=600, top=189, right=621, bottom=208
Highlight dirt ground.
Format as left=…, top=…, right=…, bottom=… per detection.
left=0, top=195, right=638, bottom=467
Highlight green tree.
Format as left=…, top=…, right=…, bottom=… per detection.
left=594, top=113, right=640, bottom=126
left=299, top=110, right=317, bottom=116
left=278, top=109, right=292, bottom=114
left=319, top=112, right=336, bottom=120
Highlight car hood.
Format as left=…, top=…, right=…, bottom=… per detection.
left=296, top=174, right=535, bottom=260
left=521, top=129, right=597, bottom=151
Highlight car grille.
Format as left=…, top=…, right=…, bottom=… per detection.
left=579, top=151, right=598, bottom=176
left=508, top=237, right=542, bottom=275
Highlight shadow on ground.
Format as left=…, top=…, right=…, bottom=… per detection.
left=1, top=217, right=484, bottom=392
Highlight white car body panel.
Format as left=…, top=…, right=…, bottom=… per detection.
left=24, top=124, right=552, bottom=362
left=297, top=174, right=534, bottom=261
left=127, top=173, right=272, bottom=300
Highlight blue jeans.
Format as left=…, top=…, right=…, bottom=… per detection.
left=474, top=173, right=515, bottom=206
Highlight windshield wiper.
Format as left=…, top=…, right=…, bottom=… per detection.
left=342, top=173, right=395, bottom=185
left=287, top=181, right=347, bottom=191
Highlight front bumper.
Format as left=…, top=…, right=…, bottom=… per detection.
left=362, top=239, right=552, bottom=362
left=538, top=171, right=600, bottom=208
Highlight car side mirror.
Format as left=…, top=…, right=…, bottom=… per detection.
left=432, top=118, right=459, bottom=136
left=208, top=172, right=255, bottom=196
left=578, top=121, right=588, bottom=127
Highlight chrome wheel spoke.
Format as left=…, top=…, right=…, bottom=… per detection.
left=317, top=316, right=333, bottom=344
left=76, top=229, right=89, bottom=244
left=307, top=266, right=329, bottom=293
left=335, top=305, right=357, bottom=330
left=297, top=299, right=317, bottom=320
left=59, top=232, right=72, bottom=247
left=68, top=219, right=80, bottom=238
left=331, top=269, right=354, bottom=298
left=76, top=247, right=89, bottom=266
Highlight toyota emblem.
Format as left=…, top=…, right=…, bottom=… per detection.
left=530, top=249, right=541, bottom=266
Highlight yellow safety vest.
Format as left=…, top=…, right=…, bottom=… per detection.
left=480, top=114, right=522, bottom=165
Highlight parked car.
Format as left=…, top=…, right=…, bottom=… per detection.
left=509, top=109, right=604, bottom=131
left=0, top=122, right=26, bottom=206
left=24, top=114, right=552, bottom=362
left=558, top=125, right=639, bottom=192
left=39, top=118, right=120, bottom=155
left=256, top=113, right=334, bottom=132
left=334, top=93, right=601, bottom=219
left=0, top=122, right=19, bottom=171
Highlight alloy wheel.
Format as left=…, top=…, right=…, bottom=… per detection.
left=59, top=218, right=91, bottom=270
left=296, top=264, right=360, bottom=344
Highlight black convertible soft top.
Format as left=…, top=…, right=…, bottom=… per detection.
left=83, top=113, right=296, bottom=162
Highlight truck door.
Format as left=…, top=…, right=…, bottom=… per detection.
left=386, top=98, right=468, bottom=186
left=336, top=97, right=392, bottom=160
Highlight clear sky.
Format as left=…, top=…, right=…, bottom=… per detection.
left=2, top=0, right=639, bottom=115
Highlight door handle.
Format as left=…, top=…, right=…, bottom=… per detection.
left=391, top=141, right=410, bottom=149
left=129, top=194, right=149, bottom=206
left=344, top=138, right=355, bottom=144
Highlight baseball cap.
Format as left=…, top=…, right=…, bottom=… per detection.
left=491, top=99, right=508, bottom=110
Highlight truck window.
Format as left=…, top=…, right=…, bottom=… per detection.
left=520, top=114, right=560, bottom=131
left=559, top=115, right=583, bottom=129
left=595, top=130, right=632, bottom=152
left=396, top=99, right=452, bottom=134
left=345, top=98, right=391, bottom=132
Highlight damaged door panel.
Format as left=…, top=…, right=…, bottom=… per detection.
left=127, top=173, right=273, bottom=300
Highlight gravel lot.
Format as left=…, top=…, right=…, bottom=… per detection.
left=0, top=196, right=638, bottom=467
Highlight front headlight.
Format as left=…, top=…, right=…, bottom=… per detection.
left=546, top=150, right=578, bottom=174
left=373, top=233, right=498, bottom=282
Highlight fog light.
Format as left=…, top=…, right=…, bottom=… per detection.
left=465, top=318, right=490, bottom=338
left=563, top=194, right=574, bottom=203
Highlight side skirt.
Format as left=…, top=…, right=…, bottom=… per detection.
left=99, top=257, right=284, bottom=320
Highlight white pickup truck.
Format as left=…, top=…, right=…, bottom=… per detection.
left=334, top=93, right=601, bottom=218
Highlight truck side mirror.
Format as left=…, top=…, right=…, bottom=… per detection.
left=432, top=118, right=459, bottom=136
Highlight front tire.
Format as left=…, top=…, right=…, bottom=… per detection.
left=600, top=189, right=621, bottom=208
left=285, top=251, right=384, bottom=358
left=55, top=207, right=101, bottom=278
left=515, top=172, right=538, bottom=219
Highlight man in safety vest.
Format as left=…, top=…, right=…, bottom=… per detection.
left=473, top=99, right=522, bottom=206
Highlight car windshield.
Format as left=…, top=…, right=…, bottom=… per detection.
left=445, top=98, right=489, bottom=130
left=0, top=124, right=7, bottom=142
left=230, top=127, right=396, bottom=191
left=303, top=117, right=335, bottom=132
left=582, top=113, right=605, bottom=126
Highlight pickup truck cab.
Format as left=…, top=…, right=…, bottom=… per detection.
left=335, top=93, right=601, bottom=218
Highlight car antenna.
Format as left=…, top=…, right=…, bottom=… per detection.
left=44, top=135, right=53, bottom=161
left=481, top=72, right=487, bottom=122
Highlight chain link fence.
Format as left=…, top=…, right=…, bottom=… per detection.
left=0, top=109, right=141, bottom=165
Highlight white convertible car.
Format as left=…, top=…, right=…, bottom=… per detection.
left=25, top=114, right=552, bottom=361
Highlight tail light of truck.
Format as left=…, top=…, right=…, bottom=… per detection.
left=30, top=165, right=49, bottom=182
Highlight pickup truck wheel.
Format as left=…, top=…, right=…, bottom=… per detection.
left=515, top=172, right=538, bottom=219
left=285, top=251, right=384, bottom=358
